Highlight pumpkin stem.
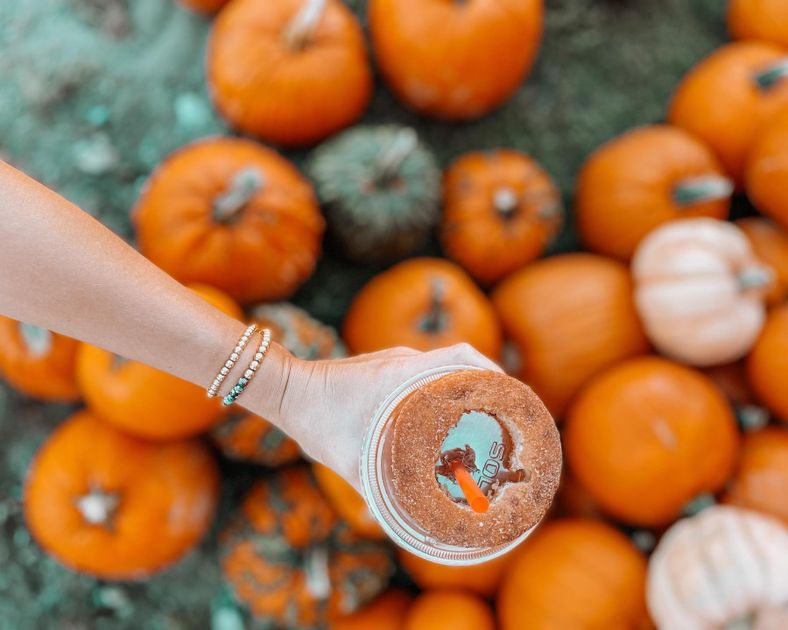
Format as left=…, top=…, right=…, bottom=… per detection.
left=76, top=487, right=120, bottom=528
left=213, top=168, right=265, bottom=224
left=373, top=127, right=418, bottom=186
left=282, top=0, right=327, bottom=52
left=755, top=58, right=788, bottom=91
left=493, top=187, right=519, bottom=217
left=738, top=266, right=774, bottom=291
left=737, top=404, right=770, bottom=432
left=673, top=175, right=734, bottom=206
left=724, top=615, right=755, bottom=630
left=19, top=323, right=53, bottom=358
left=304, top=545, right=331, bottom=599
left=419, top=277, right=449, bottom=334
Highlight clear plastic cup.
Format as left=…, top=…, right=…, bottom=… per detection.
left=359, top=365, right=540, bottom=566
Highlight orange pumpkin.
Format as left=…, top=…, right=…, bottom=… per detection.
left=133, top=137, right=324, bottom=304
left=0, top=317, right=81, bottom=402
left=668, top=41, right=788, bottom=185
left=212, top=414, right=301, bottom=467
left=746, top=108, right=788, bottom=230
left=313, top=463, right=384, bottom=540
left=220, top=467, right=393, bottom=627
left=576, top=125, right=732, bottom=260
left=725, top=427, right=788, bottom=525
left=207, top=0, right=371, bottom=147
left=24, top=411, right=219, bottom=580
left=343, top=258, right=502, bottom=360
left=498, top=519, right=649, bottom=630
left=404, top=590, right=495, bottom=630
left=565, top=357, right=740, bottom=527
left=491, top=253, right=649, bottom=418
left=441, top=149, right=563, bottom=286
left=369, top=0, right=543, bottom=120
left=748, top=304, right=788, bottom=423
left=729, top=0, right=788, bottom=48
left=177, top=0, right=229, bottom=14
left=737, top=217, right=788, bottom=305
left=397, top=548, right=512, bottom=599
left=330, top=589, right=413, bottom=630
left=76, top=284, right=241, bottom=440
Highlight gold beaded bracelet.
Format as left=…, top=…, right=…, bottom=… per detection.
left=207, top=323, right=257, bottom=398
left=222, top=327, right=272, bottom=407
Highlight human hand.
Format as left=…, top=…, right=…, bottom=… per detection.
left=276, top=344, right=503, bottom=491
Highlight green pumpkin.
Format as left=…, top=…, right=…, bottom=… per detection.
left=307, top=125, right=441, bottom=263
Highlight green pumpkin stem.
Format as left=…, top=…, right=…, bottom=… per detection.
left=673, top=175, right=734, bottom=206
left=420, top=278, right=448, bottom=334
left=373, top=127, right=418, bottom=186
left=19, top=322, right=53, bottom=358
left=493, top=187, right=519, bottom=217
left=304, top=545, right=331, bottom=599
left=755, top=58, right=788, bottom=91
left=213, top=168, right=265, bottom=224
left=738, top=266, right=774, bottom=291
left=76, top=487, right=120, bottom=528
left=283, top=0, right=327, bottom=52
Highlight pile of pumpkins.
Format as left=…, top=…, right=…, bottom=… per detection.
left=1, top=0, right=788, bottom=628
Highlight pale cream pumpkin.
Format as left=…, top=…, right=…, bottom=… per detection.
left=647, top=506, right=788, bottom=630
left=632, top=218, right=773, bottom=366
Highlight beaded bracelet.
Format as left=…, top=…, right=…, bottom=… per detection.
left=207, top=323, right=257, bottom=398
left=222, top=327, right=272, bottom=407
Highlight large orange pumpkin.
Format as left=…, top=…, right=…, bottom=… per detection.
left=397, top=548, right=513, bottom=599
left=343, top=258, right=502, bottom=360
left=404, top=590, right=495, bottom=630
left=76, top=284, right=242, bottom=440
left=313, top=463, right=384, bottom=540
left=133, top=137, right=324, bottom=304
left=498, top=519, right=649, bottom=630
left=737, top=217, right=788, bottom=306
left=369, top=0, right=543, bottom=120
left=564, top=357, right=740, bottom=527
left=748, top=304, right=788, bottom=423
left=491, top=253, right=649, bottom=417
left=0, top=317, right=81, bottom=402
left=24, top=411, right=219, bottom=580
left=668, top=41, right=788, bottom=185
left=746, top=108, right=788, bottom=230
left=441, top=149, right=563, bottom=286
left=725, top=427, right=788, bottom=525
left=330, top=589, right=413, bottom=630
left=207, top=0, right=371, bottom=147
left=729, top=0, right=788, bottom=48
left=576, top=125, right=732, bottom=260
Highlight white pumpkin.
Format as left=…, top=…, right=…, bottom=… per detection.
left=632, top=218, right=773, bottom=366
left=647, top=506, right=788, bottom=629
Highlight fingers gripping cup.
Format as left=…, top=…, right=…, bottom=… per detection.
left=360, top=366, right=562, bottom=566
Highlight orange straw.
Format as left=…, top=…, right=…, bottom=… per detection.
left=450, top=460, right=489, bottom=514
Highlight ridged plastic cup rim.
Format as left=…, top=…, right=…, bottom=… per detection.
left=359, top=364, right=538, bottom=566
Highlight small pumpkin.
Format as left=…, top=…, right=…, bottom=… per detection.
left=313, top=463, right=384, bottom=540
left=647, top=506, right=788, bottom=629
left=729, top=0, right=788, bottom=48
left=403, top=590, right=495, bottom=630
left=24, top=411, right=219, bottom=580
left=746, top=108, right=788, bottom=231
left=576, top=125, right=732, bottom=260
left=498, top=519, right=649, bottom=630
left=369, top=0, right=543, bottom=120
left=491, top=253, right=649, bottom=417
left=668, top=41, right=788, bottom=184
left=0, top=317, right=81, bottom=402
left=397, top=548, right=512, bottom=599
left=564, top=356, right=740, bottom=527
left=737, top=217, right=788, bottom=306
left=308, top=125, right=441, bottom=264
left=212, top=302, right=344, bottom=466
left=330, top=589, right=413, bottom=630
left=220, top=467, right=393, bottom=628
left=177, top=0, right=229, bottom=14
left=440, top=149, right=563, bottom=286
left=207, top=0, right=371, bottom=147
left=725, top=427, right=788, bottom=525
left=748, top=304, right=788, bottom=423
left=632, top=218, right=773, bottom=367
left=133, top=137, right=324, bottom=304
left=76, top=284, right=241, bottom=440
left=343, top=258, right=502, bottom=359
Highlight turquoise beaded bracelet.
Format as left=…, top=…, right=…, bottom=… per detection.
left=222, top=327, right=272, bottom=407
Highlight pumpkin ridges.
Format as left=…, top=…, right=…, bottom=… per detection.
left=748, top=304, right=788, bottom=423
left=745, top=108, right=788, bottom=232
